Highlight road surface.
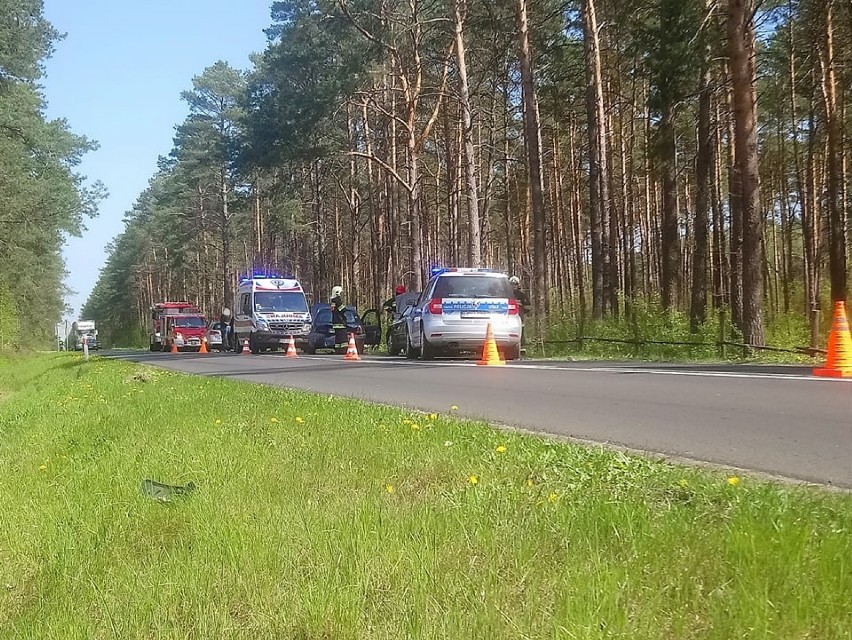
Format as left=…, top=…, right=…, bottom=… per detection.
left=108, top=350, right=852, bottom=488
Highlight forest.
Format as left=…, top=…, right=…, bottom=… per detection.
left=7, top=0, right=851, bottom=354
left=0, top=0, right=103, bottom=350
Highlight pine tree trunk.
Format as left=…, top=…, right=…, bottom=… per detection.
left=517, top=0, right=547, bottom=323
left=453, top=0, right=481, bottom=267
left=221, top=170, right=231, bottom=309
left=659, top=104, right=680, bottom=311
left=582, top=0, right=607, bottom=319
left=819, top=0, right=848, bottom=302
left=691, top=26, right=712, bottom=330
left=728, top=0, right=765, bottom=345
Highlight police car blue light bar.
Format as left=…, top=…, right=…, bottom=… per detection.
left=430, top=267, right=496, bottom=277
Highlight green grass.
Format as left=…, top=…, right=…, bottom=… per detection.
left=531, top=304, right=826, bottom=364
left=1, top=354, right=850, bottom=639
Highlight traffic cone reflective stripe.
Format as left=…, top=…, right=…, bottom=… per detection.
left=477, top=323, right=506, bottom=366
left=241, top=339, right=251, bottom=355
left=343, top=334, right=360, bottom=361
left=199, top=338, right=208, bottom=354
left=285, top=335, right=298, bottom=358
left=814, top=301, right=852, bottom=378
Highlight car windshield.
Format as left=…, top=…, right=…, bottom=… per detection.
left=433, top=276, right=512, bottom=299
left=254, top=291, right=309, bottom=313
left=173, top=317, right=206, bottom=328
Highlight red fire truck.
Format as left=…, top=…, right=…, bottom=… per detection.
left=149, top=302, right=206, bottom=352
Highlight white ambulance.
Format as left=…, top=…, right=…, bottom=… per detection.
left=233, top=276, right=312, bottom=354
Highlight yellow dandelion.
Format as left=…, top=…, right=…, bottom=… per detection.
left=385, top=484, right=395, bottom=494
left=270, top=417, right=279, bottom=423
left=214, top=419, right=222, bottom=425
left=527, top=478, right=534, bottom=487
left=411, top=423, right=420, bottom=431
left=295, top=416, right=305, bottom=424
left=428, top=413, right=438, bottom=420
left=450, top=405, right=459, bottom=412
left=727, top=476, right=740, bottom=486
left=495, top=445, right=507, bottom=454
left=444, top=440, right=453, bottom=447
left=468, top=475, right=479, bottom=485
left=547, top=492, right=559, bottom=503
left=39, top=465, right=46, bottom=471
left=678, top=479, right=689, bottom=488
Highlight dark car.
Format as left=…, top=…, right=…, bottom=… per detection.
left=360, top=308, right=382, bottom=349
left=304, top=304, right=366, bottom=354
left=387, top=303, right=416, bottom=356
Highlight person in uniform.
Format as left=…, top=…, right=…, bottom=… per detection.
left=330, top=285, right=348, bottom=351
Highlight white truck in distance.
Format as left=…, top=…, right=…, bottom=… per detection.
left=72, top=320, right=98, bottom=351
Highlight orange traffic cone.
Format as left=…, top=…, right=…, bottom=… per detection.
left=241, top=339, right=251, bottom=355
left=170, top=341, right=178, bottom=354
left=477, top=323, right=506, bottom=366
left=285, top=335, right=298, bottom=358
left=813, top=301, right=852, bottom=378
left=343, top=333, right=361, bottom=361
left=198, top=338, right=208, bottom=354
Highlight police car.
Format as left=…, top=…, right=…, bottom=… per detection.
left=401, top=268, right=522, bottom=360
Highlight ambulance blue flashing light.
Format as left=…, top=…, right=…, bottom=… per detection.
left=241, top=272, right=286, bottom=282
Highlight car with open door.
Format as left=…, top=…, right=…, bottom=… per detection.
left=387, top=303, right=417, bottom=356
left=360, top=308, right=382, bottom=349
left=304, top=304, right=366, bottom=354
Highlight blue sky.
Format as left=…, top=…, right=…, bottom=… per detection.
left=42, top=1, right=273, bottom=328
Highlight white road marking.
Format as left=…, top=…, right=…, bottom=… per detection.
left=276, top=354, right=852, bottom=383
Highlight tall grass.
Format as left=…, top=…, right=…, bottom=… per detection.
left=1, top=354, right=849, bottom=638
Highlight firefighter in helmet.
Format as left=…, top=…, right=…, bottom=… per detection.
left=331, top=285, right=348, bottom=351
left=509, top=276, right=529, bottom=320
left=220, top=307, right=234, bottom=351
left=383, top=284, right=407, bottom=318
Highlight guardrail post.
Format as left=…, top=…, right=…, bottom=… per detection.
left=810, top=306, right=820, bottom=351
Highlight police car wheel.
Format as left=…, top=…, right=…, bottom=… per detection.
left=405, top=333, right=419, bottom=359
left=421, top=333, right=437, bottom=360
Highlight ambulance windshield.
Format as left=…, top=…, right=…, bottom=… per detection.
left=254, top=292, right=309, bottom=313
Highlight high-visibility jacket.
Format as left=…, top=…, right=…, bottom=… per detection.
left=331, top=297, right=347, bottom=328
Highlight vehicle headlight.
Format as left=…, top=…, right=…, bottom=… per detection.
left=303, top=324, right=311, bottom=333
left=255, top=318, right=269, bottom=330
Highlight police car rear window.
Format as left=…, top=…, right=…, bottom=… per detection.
left=433, top=276, right=512, bottom=299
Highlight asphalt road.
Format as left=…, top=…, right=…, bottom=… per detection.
left=108, top=350, right=852, bottom=488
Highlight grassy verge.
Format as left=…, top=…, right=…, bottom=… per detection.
left=1, top=354, right=849, bottom=638
left=531, top=306, right=824, bottom=364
